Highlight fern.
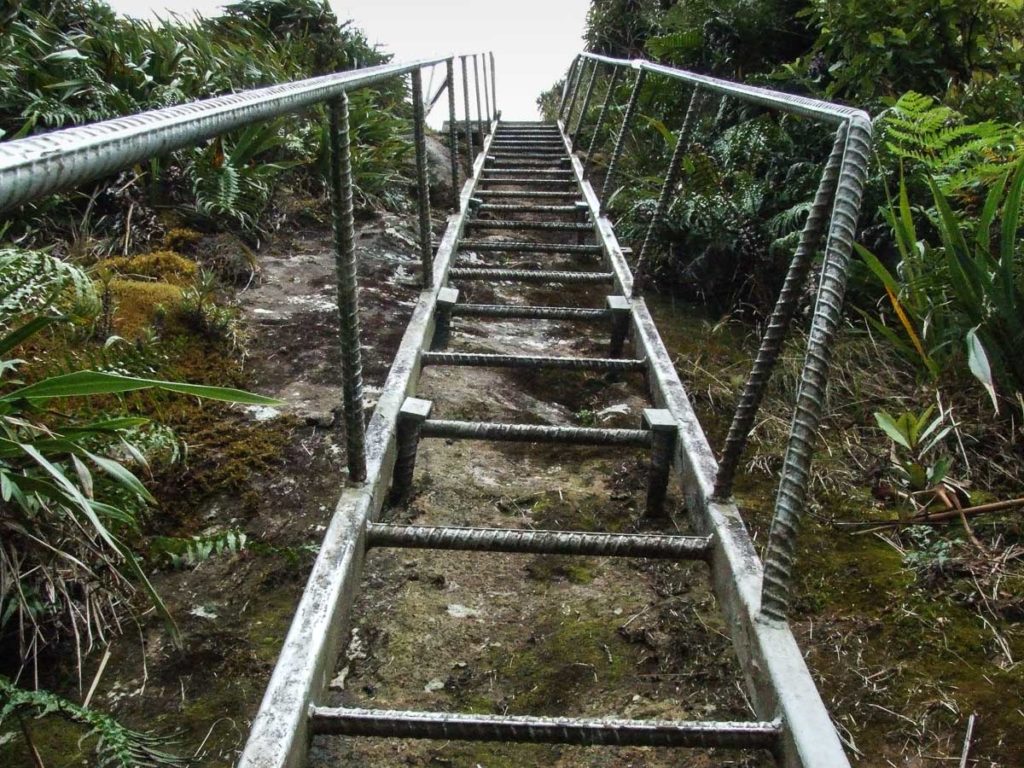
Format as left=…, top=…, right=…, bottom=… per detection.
left=154, top=529, right=249, bottom=570
left=0, top=248, right=99, bottom=328
left=876, top=91, right=1021, bottom=192
left=0, top=676, right=186, bottom=767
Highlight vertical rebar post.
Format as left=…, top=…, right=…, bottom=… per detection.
left=714, top=126, right=848, bottom=500
left=643, top=409, right=677, bottom=518
left=411, top=69, right=433, bottom=288
left=489, top=52, right=498, bottom=117
left=445, top=59, right=460, bottom=210
left=600, top=69, right=646, bottom=211
left=461, top=56, right=473, bottom=175
left=634, top=86, right=703, bottom=294
left=473, top=55, right=484, bottom=146
left=389, top=397, right=433, bottom=505
left=563, top=58, right=587, bottom=127
left=571, top=61, right=600, bottom=148
left=760, top=117, right=872, bottom=622
left=607, top=295, right=631, bottom=358
left=481, top=55, right=492, bottom=125
left=585, top=67, right=621, bottom=169
left=557, top=57, right=579, bottom=120
left=327, top=94, right=367, bottom=482
left=431, top=287, right=459, bottom=351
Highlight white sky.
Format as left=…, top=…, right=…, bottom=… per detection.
left=106, top=0, right=589, bottom=121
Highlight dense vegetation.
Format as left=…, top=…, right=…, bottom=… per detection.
left=0, top=2, right=417, bottom=763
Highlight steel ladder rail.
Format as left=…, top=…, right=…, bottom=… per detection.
left=240, top=63, right=864, bottom=768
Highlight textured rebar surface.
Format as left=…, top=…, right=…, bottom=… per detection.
left=714, top=126, right=848, bottom=500
left=488, top=157, right=571, bottom=166
left=483, top=168, right=574, bottom=176
left=490, top=52, right=498, bottom=116
left=452, top=304, right=610, bottom=320
left=421, top=352, right=646, bottom=372
left=466, top=220, right=591, bottom=231
left=448, top=268, right=613, bottom=284
left=571, top=60, right=600, bottom=147
left=473, top=55, right=484, bottom=144
left=558, top=57, right=580, bottom=119
left=478, top=178, right=577, bottom=186
left=310, top=708, right=781, bottom=749
left=421, top=419, right=652, bottom=446
left=389, top=411, right=425, bottom=506
left=445, top=59, right=460, bottom=210
left=481, top=55, right=492, bottom=123
left=477, top=203, right=580, bottom=214
left=586, top=66, right=622, bottom=166
left=760, top=117, right=873, bottom=622
left=327, top=95, right=367, bottom=482
left=490, top=149, right=566, bottom=157
left=0, top=58, right=447, bottom=214
left=561, top=57, right=585, bottom=123
left=635, top=87, right=703, bottom=292
left=411, top=70, right=433, bottom=287
left=461, top=56, right=473, bottom=175
left=475, top=190, right=582, bottom=199
left=367, top=523, right=712, bottom=559
left=458, top=240, right=600, bottom=254
left=600, top=69, right=646, bottom=210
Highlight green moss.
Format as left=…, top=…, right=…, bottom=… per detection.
left=494, top=608, right=638, bottom=715
left=99, top=250, right=198, bottom=285
left=106, top=278, right=183, bottom=338
left=528, top=490, right=634, bottom=533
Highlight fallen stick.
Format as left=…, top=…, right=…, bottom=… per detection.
left=958, top=712, right=976, bottom=768
left=840, top=496, right=1024, bottom=532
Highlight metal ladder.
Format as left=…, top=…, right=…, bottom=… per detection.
left=240, top=82, right=866, bottom=763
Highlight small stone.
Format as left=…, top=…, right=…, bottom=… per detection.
left=424, top=678, right=446, bottom=693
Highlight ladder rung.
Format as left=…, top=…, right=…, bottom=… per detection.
left=466, top=220, right=590, bottom=231
left=488, top=157, right=571, bottom=165
left=366, top=523, right=712, bottom=559
left=309, top=707, right=781, bottom=750
left=459, top=240, right=600, bottom=254
left=448, top=268, right=612, bottom=284
left=451, top=303, right=609, bottom=320
left=478, top=204, right=579, bottom=213
left=477, top=180, right=581, bottom=187
left=475, top=191, right=581, bottom=199
left=483, top=169, right=573, bottom=176
left=421, top=352, right=645, bottom=372
left=420, top=419, right=651, bottom=446
left=490, top=142, right=565, bottom=148
left=489, top=151, right=565, bottom=158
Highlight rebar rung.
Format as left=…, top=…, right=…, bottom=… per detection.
left=478, top=204, right=579, bottom=213
left=478, top=178, right=577, bottom=186
left=483, top=169, right=573, bottom=175
left=459, top=240, right=600, bottom=254
left=466, top=220, right=591, bottom=231
left=420, top=419, right=651, bottom=446
left=448, top=268, right=612, bottom=283
left=451, top=303, right=610, bottom=320
left=367, top=523, right=712, bottom=559
left=421, top=351, right=646, bottom=372
left=475, top=191, right=582, bottom=198
left=309, top=707, right=781, bottom=750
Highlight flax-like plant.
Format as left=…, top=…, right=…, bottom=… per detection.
left=0, top=248, right=279, bottom=669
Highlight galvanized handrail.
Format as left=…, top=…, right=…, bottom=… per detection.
left=560, top=51, right=872, bottom=621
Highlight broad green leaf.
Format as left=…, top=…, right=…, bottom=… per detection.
left=874, top=410, right=912, bottom=450
left=0, top=316, right=59, bottom=357
left=85, top=451, right=156, bottom=505
left=966, top=328, right=998, bottom=412
left=4, top=370, right=280, bottom=405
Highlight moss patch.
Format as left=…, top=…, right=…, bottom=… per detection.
left=99, top=250, right=198, bottom=285
left=106, top=278, right=183, bottom=338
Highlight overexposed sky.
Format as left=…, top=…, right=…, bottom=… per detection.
left=106, top=0, right=589, bottom=120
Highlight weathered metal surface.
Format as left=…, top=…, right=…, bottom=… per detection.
left=585, top=66, right=622, bottom=166
left=489, top=52, right=498, bottom=116
left=327, top=94, right=367, bottom=482
left=474, top=190, right=582, bottom=198
left=366, top=523, right=713, bottom=559
left=643, top=408, right=678, bottom=518
left=452, top=304, right=610, bottom=321
left=0, top=58, right=447, bottom=214
left=599, top=70, right=646, bottom=210
left=310, top=708, right=781, bottom=749
left=461, top=56, right=473, bottom=175
left=714, top=125, right=847, bottom=499
left=473, top=54, right=484, bottom=144
left=420, top=351, right=646, bottom=372
left=570, top=59, right=599, bottom=146
left=411, top=70, right=434, bottom=287
left=477, top=178, right=577, bottom=186
left=420, top=419, right=652, bottom=446
left=466, top=219, right=592, bottom=231
left=558, top=57, right=582, bottom=120
left=448, top=268, right=613, bottom=284
left=389, top=397, right=432, bottom=506
left=445, top=58, right=460, bottom=210
left=458, top=239, right=600, bottom=254
left=481, top=54, right=492, bottom=123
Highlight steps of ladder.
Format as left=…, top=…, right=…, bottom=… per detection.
left=459, top=240, right=600, bottom=254
left=477, top=203, right=580, bottom=213
left=448, top=268, right=612, bottom=284
left=473, top=190, right=582, bottom=198
left=477, top=178, right=576, bottom=185
left=309, top=707, right=781, bottom=750
left=489, top=150, right=565, bottom=158
left=465, top=220, right=590, bottom=231
left=487, top=157, right=571, bottom=165
left=420, top=351, right=645, bottom=372
left=451, top=303, right=609, bottom=320
left=482, top=168, right=574, bottom=176
left=420, top=418, right=652, bottom=445
left=365, top=523, right=713, bottom=559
